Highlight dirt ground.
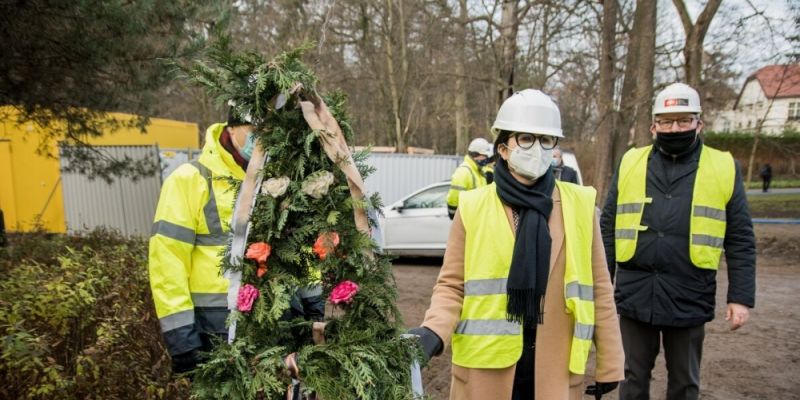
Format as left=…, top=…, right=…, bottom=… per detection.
left=393, top=224, right=800, bottom=400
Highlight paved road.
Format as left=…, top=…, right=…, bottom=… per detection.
left=746, top=188, right=800, bottom=196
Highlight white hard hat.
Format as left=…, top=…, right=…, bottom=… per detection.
left=491, top=89, right=563, bottom=138
left=467, top=138, right=493, bottom=157
left=653, top=83, right=702, bottom=115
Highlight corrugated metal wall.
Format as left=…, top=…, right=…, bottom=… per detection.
left=60, top=145, right=161, bottom=237
left=363, top=153, right=462, bottom=205
left=58, top=148, right=460, bottom=235
left=160, top=148, right=201, bottom=181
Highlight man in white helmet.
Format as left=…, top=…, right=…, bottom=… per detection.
left=446, top=137, right=494, bottom=219
left=410, top=89, right=623, bottom=399
left=600, top=83, right=756, bottom=400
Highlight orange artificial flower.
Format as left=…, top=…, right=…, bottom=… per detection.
left=246, top=242, right=272, bottom=277
left=312, top=232, right=340, bottom=260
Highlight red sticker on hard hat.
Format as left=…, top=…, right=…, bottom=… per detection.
left=664, top=98, right=689, bottom=107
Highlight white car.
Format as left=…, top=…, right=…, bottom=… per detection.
left=379, top=181, right=452, bottom=257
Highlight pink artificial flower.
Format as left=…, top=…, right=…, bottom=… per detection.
left=237, top=284, right=260, bottom=313
left=328, top=280, right=359, bottom=305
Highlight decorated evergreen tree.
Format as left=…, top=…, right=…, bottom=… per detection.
left=183, top=38, right=420, bottom=399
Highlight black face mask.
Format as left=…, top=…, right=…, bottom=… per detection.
left=475, top=157, right=491, bottom=167
left=654, top=129, right=697, bottom=156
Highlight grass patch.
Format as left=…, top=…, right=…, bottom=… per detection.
left=747, top=193, right=800, bottom=219
left=746, top=179, right=800, bottom=190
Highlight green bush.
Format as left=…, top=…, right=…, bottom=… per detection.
left=0, top=229, right=190, bottom=399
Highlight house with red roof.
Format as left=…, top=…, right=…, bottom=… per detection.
left=710, top=64, right=800, bottom=134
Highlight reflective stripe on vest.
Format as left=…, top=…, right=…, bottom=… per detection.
left=614, top=145, right=734, bottom=269
left=151, top=161, right=230, bottom=246
left=455, top=182, right=597, bottom=373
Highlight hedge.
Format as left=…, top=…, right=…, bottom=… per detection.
left=0, top=230, right=189, bottom=399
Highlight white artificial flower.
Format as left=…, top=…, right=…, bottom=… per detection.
left=262, top=176, right=291, bottom=198
left=301, top=171, right=335, bottom=199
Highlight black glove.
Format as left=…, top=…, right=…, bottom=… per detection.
left=408, top=326, right=443, bottom=363
left=585, top=381, right=619, bottom=399
left=171, top=348, right=204, bottom=374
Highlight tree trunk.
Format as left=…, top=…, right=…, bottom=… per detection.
left=497, top=0, right=519, bottom=107
left=593, top=0, right=618, bottom=203
left=632, top=0, right=656, bottom=146
left=454, top=0, right=469, bottom=154
left=383, top=0, right=408, bottom=152
left=672, top=0, right=722, bottom=98
left=615, top=0, right=650, bottom=166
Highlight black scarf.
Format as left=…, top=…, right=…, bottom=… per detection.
left=494, top=159, right=555, bottom=326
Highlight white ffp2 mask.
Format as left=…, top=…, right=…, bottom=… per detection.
left=508, top=142, right=553, bottom=180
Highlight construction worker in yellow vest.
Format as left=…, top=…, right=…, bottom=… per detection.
left=600, top=83, right=756, bottom=400
left=410, top=89, right=624, bottom=399
left=149, top=109, right=325, bottom=374
left=446, top=138, right=493, bottom=219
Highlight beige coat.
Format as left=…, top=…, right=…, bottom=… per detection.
left=421, top=186, right=625, bottom=400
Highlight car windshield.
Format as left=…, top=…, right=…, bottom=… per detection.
left=404, top=185, right=448, bottom=209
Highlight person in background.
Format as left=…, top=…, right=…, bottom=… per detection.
left=759, top=163, right=772, bottom=193
left=552, top=146, right=579, bottom=184
left=411, top=89, right=624, bottom=400
left=600, top=83, right=755, bottom=400
left=446, top=138, right=494, bottom=219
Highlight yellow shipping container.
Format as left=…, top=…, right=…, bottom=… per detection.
left=0, top=107, right=199, bottom=233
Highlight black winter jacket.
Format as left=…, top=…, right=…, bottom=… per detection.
left=600, top=140, right=756, bottom=327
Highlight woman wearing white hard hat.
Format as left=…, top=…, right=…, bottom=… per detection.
left=409, top=89, right=624, bottom=399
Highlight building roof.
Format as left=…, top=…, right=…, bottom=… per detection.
left=735, top=64, right=800, bottom=108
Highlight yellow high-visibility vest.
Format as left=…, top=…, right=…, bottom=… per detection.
left=149, top=123, right=243, bottom=355
left=614, top=145, right=735, bottom=269
left=447, top=156, right=488, bottom=214
left=454, top=181, right=596, bottom=374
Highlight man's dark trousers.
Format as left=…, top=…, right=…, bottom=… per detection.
left=618, top=316, right=705, bottom=400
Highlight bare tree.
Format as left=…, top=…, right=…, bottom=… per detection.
left=632, top=0, right=656, bottom=146
left=496, top=0, right=536, bottom=106
left=672, top=0, right=722, bottom=93
left=454, top=0, right=470, bottom=154
left=615, top=0, right=656, bottom=165
left=497, top=0, right=520, bottom=105
left=593, top=0, right=618, bottom=202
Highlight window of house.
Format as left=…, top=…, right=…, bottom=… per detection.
left=789, top=102, right=800, bottom=120
left=747, top=120, right=752, bottom=128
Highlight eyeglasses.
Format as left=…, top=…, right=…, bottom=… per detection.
left=513, top=133, right=558, bottom=150
left=654, top=117, right=696, bottom=130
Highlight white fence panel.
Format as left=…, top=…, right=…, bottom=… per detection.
left=364, top=153, right=461, bottom=205
left=60, top=145, right=161, bottom=237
